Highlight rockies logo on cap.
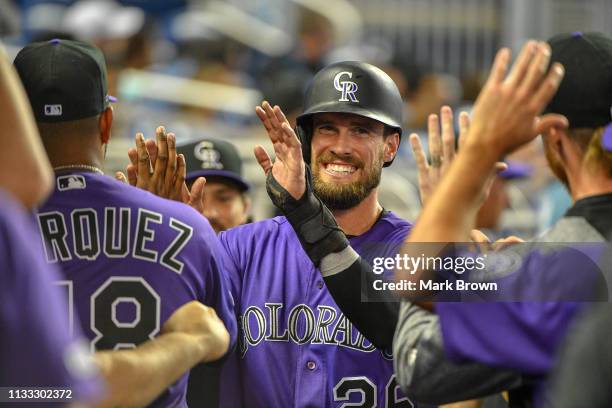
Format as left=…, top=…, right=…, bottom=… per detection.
left=333, top=71, right=359, bottom=103
left=194, top=141, right=224, bottom=170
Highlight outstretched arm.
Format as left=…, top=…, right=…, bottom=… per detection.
left=93, top=301, right=229, bottom=408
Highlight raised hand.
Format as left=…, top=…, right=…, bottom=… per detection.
left=410, top=106, right=470, bottom=204
left=117, top=126, right=206, bottom=213
left=254, top=101, right=305, bottom=200
left=468, top=41, right=567, bottom=156
left=412, top=105, right=510, bottom=206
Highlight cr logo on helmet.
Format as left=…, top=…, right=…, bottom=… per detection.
left=333, top=71, right=359, bottom=103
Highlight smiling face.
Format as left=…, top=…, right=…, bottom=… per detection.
left=310, top=112, right=399, bottom=210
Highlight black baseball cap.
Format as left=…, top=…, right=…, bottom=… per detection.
left=545, top=32, right=612, bottom=129
left=13, top=38, right=116, bottom=123
left=177, top=138, right=250, bottom=192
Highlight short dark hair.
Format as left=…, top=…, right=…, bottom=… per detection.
left=37, top=114, right=100, bottom=139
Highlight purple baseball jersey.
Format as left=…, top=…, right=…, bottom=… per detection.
left=36, top=172, right=237, bottom=408
left=435, top=246, right=600, bottom=406
left=219, top=211, right=420, bottom=408
left=0, top=188, right=101, bottom=404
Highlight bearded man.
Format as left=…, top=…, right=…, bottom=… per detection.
left=218, top=61, right=422, bottom=407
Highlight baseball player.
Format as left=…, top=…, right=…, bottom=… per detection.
left=222, top=62, right=418, bottom=407
left=125, top=61, right=419, bottom=407
left=549, top=303, right=612, bottom=407
left=2, top=41, right=235, bottom=408
left=14, top=39, right=237, bottom=408
left=0, top=187, right=103, bottom=406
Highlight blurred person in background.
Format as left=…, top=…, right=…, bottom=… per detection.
left=263, top=8, right=334, bottom=76
left=256, top=8, right=335, bottom=107
left=61, top=0, right=152, bottom=97
left=387, top=54, right=462, bottom=133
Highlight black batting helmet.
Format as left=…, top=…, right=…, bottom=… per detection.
left=296, top=61, right=404, bottom=167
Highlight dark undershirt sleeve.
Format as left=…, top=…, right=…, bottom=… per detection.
left=393, top=301, right=523, bottom=404
left=319, top=247, right=399, bottom=350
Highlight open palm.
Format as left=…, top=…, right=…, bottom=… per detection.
left=254, top=101, right=306, bottom=200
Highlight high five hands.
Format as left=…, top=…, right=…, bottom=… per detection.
left=116, top=126, right=206, bottom=213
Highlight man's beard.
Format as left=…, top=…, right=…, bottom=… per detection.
left=544, top=144, right=570, bottom=189
left=312, top=151, right=383, bottom=210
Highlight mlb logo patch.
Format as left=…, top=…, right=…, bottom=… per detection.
left=44, top=104, right=62, bottom=116
left=57, top=175, right=86, bottom=191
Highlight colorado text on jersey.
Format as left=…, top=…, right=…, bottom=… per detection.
left=238, top=302, right=394, bottom=359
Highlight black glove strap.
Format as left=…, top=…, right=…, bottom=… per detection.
left=266, top=167, right=349, bottom=266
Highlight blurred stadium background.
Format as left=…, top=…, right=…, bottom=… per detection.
left=1, top=0, right=611, bottom=235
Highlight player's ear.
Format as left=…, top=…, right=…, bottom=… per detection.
left=542, top=125, right=566, bottom=163
left=383, top=132, right=400, bottom=163
left=99, top=107, right=113, bottom=145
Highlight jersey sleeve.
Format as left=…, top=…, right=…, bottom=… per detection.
left=436, top=301, right=580, bottom=375
left=0, top=191, right=102, bottom=403
left=435, top=247, right=593, bottom=375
